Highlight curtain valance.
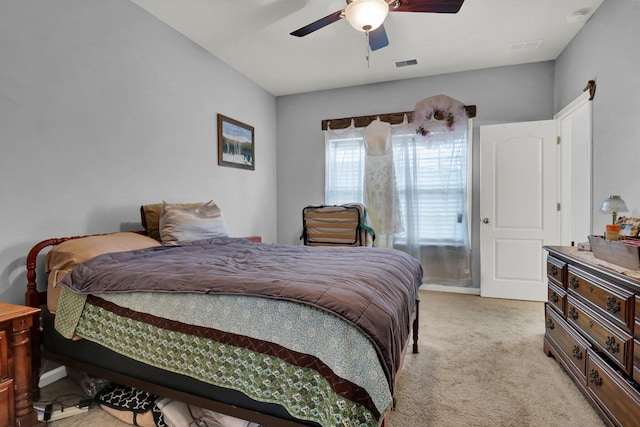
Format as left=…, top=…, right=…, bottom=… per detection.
left=321, top=105, right=476, bottom=130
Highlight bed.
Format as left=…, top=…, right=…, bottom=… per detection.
left=24, top=202, right=422, bottom=427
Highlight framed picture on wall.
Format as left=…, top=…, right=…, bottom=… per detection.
left=217, top=114, right=255, bottom=170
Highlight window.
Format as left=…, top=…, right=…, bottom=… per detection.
left=325, top=125, right=470, bottom=246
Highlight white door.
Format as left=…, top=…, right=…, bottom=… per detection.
left=480, top=120, right=559, bottom=301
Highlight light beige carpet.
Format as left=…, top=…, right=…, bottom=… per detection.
left=43, top=290, right=604, bottom=427
left=387, top=291, right=603, bottom=427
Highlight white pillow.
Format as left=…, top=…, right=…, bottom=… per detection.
left=159, top=200, right=229, bottom=245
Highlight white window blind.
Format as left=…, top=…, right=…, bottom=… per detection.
left=394, top=130, right=468, bottom=245
left=325, top=129, right=365, bottom=205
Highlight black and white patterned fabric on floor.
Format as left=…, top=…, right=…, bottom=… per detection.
left=96, top=383, right=262, bottom=427
left=96, top=384, right=166, bottom=427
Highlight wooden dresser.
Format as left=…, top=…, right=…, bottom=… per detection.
left=544, top=246, right=640, bottom=427
left=0, top=302, right=41, bottom=427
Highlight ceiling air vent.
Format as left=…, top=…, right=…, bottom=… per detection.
left=395, top=59, right=418, bottom=68
left=508, top=39, right=543, bottom=52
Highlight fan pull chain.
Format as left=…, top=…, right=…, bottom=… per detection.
left=365, top=31, right=371, bottom=68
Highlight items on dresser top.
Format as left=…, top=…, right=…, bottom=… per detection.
left=588, top=235, right=640, bottom=270
left=544, top=246, right=640, bottom=427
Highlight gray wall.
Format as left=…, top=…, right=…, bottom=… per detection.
left=0, top=0, right=278, bottom=304
left=276, top=62, right=555, bottom=288
left=555, top=0, right=640, bottom=235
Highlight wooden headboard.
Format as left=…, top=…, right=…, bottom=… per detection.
left=25, top=235, right=87, bottom=309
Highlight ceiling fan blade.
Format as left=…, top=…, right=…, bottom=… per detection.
left=290, top=10, right=344, bottom=37
left=390, top=0, right=465, bottom=14
left=369, top=25, right=389, bottom=51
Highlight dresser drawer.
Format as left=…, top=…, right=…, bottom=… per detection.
left=545, top=305, right=589, bottom=379
left=567, top=296, right=633, bottom=376
left=587, top=352, right=640, bottom=427
left=567, top=266, right=635, bottom=334
left=0, top=378, right=15, bottom=427
left=11, top=315, right=32, bottom=333
left=548, top=282, right=566, bottom=316
left=547, top=256, right=566, bottom=288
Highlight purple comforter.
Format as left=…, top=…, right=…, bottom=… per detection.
left=61, top=237, right=423, bottom=390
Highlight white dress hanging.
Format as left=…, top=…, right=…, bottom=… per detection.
left=363, top=119, right=403, bottom=236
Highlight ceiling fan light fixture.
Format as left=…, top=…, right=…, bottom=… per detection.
left=345, top=0, right=389, bottom=32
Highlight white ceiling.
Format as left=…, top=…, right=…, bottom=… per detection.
left=130, top=0, right=604, bottom=96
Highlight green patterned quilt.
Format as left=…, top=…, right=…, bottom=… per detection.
left=55, top=287, right=394, bottom=427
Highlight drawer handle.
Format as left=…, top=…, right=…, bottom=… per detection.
left=550, top=292, right=559, bottom=303
left=571, top=345, right=583, bottom=360
left=545, top=319, right=555, bottom=330
left=569, top=276, right=579, bottom=289
left=589, top=369, right=602, bottom=387
left=605, top=296, right=620, bottom=314
left=605, top=336, right=620, bottom=354
left=550, top=265, right=558, bottom=277
left=568, top=307, right=578, bottom=320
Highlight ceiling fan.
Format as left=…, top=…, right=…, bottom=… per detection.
left=290, top=0, right=465, bottom=51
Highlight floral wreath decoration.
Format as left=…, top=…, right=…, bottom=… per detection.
left=413, top=96, right=467, bottom=137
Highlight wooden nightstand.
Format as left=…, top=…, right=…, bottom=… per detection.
left=0, top=302, right=41, bottom=427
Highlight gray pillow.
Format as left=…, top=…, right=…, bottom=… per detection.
left=159, top=200, right=229, bottom=245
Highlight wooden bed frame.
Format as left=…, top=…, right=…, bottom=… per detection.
left=24, top=234, right=420, bottom=427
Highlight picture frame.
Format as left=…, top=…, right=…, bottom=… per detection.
left=217, top=114, right=255, bottom=170
left=621, top=223, right=634, bottom=236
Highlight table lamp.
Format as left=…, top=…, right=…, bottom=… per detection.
left=599, top=195, right=629, bottom=224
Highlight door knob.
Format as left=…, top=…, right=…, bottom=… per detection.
left=483, top=218, right=490, bottom=224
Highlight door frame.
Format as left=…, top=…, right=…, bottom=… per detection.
left=554, top=91, right=593, bottom=245
left=478, top=92, right=592, bottom=301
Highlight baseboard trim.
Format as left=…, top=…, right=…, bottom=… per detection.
left=420, top=284, right=480, bottom=295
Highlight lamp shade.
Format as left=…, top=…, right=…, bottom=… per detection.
left=345, top=0, right=389, bottom=32
left=599, top=195, right=629, bottom=224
